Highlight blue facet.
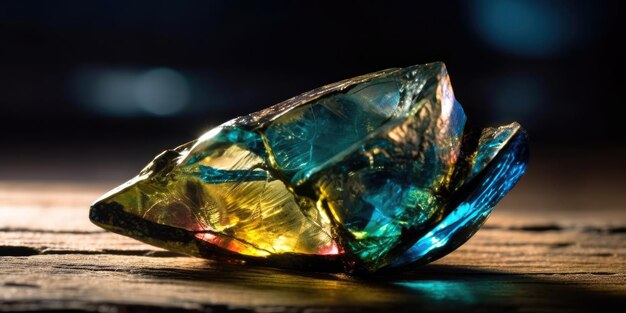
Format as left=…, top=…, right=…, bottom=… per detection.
left=389, top=130, right=528, bottom=268
left=197, top=165, right=268, bottom=184
left=264, top=79, right=401, bottom=185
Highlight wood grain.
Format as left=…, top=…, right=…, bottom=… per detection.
left=1, top=181, right=625, bottom=312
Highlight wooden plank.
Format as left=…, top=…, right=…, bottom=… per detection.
left=1, top=182, right=625, bottom=312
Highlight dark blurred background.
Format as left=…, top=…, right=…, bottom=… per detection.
left=1, top=0, right=624, bottom=186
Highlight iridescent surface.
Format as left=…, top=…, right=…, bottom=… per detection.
left=90, top=62, right=528, bottom=274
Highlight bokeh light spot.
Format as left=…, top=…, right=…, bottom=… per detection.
left=468, top=0, right=594, bottom=57
left=70, top=67, right=191, bottom=117
left=134, top=68, right=190, bottom=116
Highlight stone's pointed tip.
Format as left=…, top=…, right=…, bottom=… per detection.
left=88, top=201, right=130, bottom=231
left=89, top=202, right=98, bottom=220
left=88, top=201, right=107, bottom=228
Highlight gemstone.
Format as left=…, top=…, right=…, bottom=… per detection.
left=90, top=62, right=529, bottom=274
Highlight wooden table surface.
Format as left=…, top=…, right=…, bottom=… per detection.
left=1, top=149, right=625, bottom=312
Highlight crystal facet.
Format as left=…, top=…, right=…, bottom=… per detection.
left=90, top=62, right=528, bottom=274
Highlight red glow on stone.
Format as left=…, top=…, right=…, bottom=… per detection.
left=318, top=241, right=340, bottom=255
left=194, top=232, right=217, bottom=241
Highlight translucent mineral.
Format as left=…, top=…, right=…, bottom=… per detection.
left=90, top=62, right=529, bottom=274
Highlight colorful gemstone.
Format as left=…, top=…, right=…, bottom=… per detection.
left=89, top=62, right=528, bottom=274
